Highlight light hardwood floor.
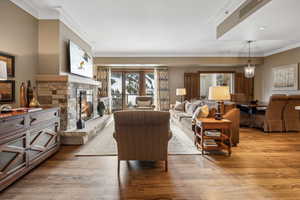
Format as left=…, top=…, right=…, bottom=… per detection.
left=1, top=128, right=300, bottom=200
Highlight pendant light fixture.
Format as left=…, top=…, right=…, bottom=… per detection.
left=244, top=41, right=255, bottom=78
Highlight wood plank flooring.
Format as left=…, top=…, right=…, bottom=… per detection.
left=1, top=128, right=300, bottom=200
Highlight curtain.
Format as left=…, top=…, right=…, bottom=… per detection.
left=96, top=66, right=109, bottom=97
left=96, top=66, right=112, bottom=113
left=154, top=67, right=170, bottom=111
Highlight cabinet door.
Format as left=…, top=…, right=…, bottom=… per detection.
left=0, top=135, right=27, bottom=180
left=29, top=123, right=59, bottom=163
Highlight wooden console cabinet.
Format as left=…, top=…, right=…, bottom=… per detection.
left=0, top=108, right=60, bottom=191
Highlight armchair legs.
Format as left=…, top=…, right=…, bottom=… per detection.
left=117, top=159, right=168, bottom=173
left=165, top=160, right=168, bottom=172
left=117, top=159, right=120, bottom=175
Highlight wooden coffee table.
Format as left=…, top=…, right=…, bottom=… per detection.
left=194, top=118, right=232, bottom=156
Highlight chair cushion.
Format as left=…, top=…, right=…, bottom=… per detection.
left=137, top=100, right=151, bottom=107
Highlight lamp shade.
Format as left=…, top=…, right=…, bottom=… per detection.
left=0, top=61, right=7, bottom=80
left=176, top=88, right=186, bottom=96
left=208, top=86, right=230, bottom=101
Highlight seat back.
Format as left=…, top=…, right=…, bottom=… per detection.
left=114, top=111, right=170, bottom=161
left=265, top=94, right=288, bottom=131
left=283, top=95, right=300, bottom=131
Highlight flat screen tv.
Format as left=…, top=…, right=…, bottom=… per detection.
left=69, top=41, right=93, bottom=78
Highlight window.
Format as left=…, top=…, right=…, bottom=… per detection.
left=111, top=70, right=155, bottom=111
left=200, top=73, right=234, bottom=99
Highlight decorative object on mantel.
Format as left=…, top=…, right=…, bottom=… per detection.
left=97, top=99, right=105, bottom=117
left=0, top=61, right=7, bottom=80
left=26, top=80, right=33, bottom=107
left=272, top=64, right=298, bottom=91
left=244, top=40, right=255, bottom=78
left=176, top=88, right=186, bottom=102
left=29, top=87, right=41, bottom=107
left=208, top=86, right=231, bottom=120
left=0, top=53, right=14, bottom=77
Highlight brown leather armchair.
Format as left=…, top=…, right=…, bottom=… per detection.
left=113, top=111, right=172, bottom=173
left=255, top=95, right=288, bottom=132
left=283, top=95, right=300, bottom=131
left=223, top=108, right=240, bottom=146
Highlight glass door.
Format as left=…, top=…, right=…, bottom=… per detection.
left=125, top=72, right=140, bottom=109
left=111, top=72, right=123, bottom=111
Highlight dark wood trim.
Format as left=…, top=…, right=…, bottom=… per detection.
left=0, top=52, right=15, bottom=77
left=198, top=71, right=236, bottom=74
left=0, top=80, right=15, bottom=103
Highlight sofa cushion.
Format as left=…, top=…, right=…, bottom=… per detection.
left=185, top=101, right=199, bottom=115
left=192, top=105, right=209, bottom=119
left=174, top=101, right=185, bottom=111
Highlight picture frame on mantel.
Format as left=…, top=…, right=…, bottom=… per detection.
left=272, top=64, right=299, bottom=91
left=0, top=53, right=15, bottom=77
left=0, top=80, right=15, bottom=103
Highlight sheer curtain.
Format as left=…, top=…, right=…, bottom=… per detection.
left=154, top=67, right=170, bottom=111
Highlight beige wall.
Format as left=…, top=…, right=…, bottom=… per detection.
left=38, top=20, right=60, bottom=74
left=255, top=47, right=300, bottom=102
left=168, top=66, right=243, bottom=103
left=0, top=0, right=38, bottom=106
left=59, top=22, right=93, bottom=74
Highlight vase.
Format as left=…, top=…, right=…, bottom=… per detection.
left=29, top=87, right=41, bottom=108
left=26, top=80, right=33, bottom=107
left=20, top=82, right=27, bottom=107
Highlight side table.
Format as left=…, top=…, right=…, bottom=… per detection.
left=194, top=118, right=232, bottom=156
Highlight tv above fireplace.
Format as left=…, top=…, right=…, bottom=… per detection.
left=69, top=41, right=93, bottom=78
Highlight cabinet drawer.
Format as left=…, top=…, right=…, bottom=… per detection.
left=0, top=115, right=26, bottom=136
left=28, top=123, right=59, bottom=163
left=0, top=135, right=27, bottom=180
left=29, top=109, right=59, bottom=127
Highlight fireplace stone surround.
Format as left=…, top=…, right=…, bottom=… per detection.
left=36, top=74, right=111, bottom=145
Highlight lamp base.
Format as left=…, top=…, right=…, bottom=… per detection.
left=214, top=101, right=224, bottom=120
left=214, top=113, right=223, bottom=120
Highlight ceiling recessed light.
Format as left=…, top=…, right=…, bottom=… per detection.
left=259, top=26, right=266, bottom=31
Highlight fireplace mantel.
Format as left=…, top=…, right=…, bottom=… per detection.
left=36, top=74, right=101, bottom=86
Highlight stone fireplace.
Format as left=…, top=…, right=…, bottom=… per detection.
left=36, top=74, right=111, bottom=145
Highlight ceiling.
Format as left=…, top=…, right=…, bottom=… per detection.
left=11, top=0, right=300, bottom=57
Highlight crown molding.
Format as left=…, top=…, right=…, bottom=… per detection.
left=11, top=0, right=93, bottom=52
left=10, top=0, right=39, bottom=18
left=93, top=52, right=264, bottom=58
left=264, top=42, right=300, bottom=57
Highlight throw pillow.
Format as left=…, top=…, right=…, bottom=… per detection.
left=192, top=105, right=209, bottom=120
left=174, top=101, right=185, bottom=111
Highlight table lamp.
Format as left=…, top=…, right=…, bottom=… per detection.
left=176, top=88, right=186, bottom=102
left=0, top=61, right=7, bottom=80
left=208, top=86, right=230, bottom=120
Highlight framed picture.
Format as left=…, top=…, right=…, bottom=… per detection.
left=0, top=80, right=15, bottom=103
left=272, top=64, right=299, bottom=91
left=0, top=53, right=15, bottom=77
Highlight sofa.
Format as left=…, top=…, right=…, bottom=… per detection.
left=170, top=100, right=240, bottom=146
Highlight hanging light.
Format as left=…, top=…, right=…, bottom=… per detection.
left=244, top=41, right=255, bottom=78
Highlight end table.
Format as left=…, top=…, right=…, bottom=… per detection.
left=194, top=118, right=232, bottom=156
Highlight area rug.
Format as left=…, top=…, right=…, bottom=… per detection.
left=75, top=121, right=201, bottom=156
